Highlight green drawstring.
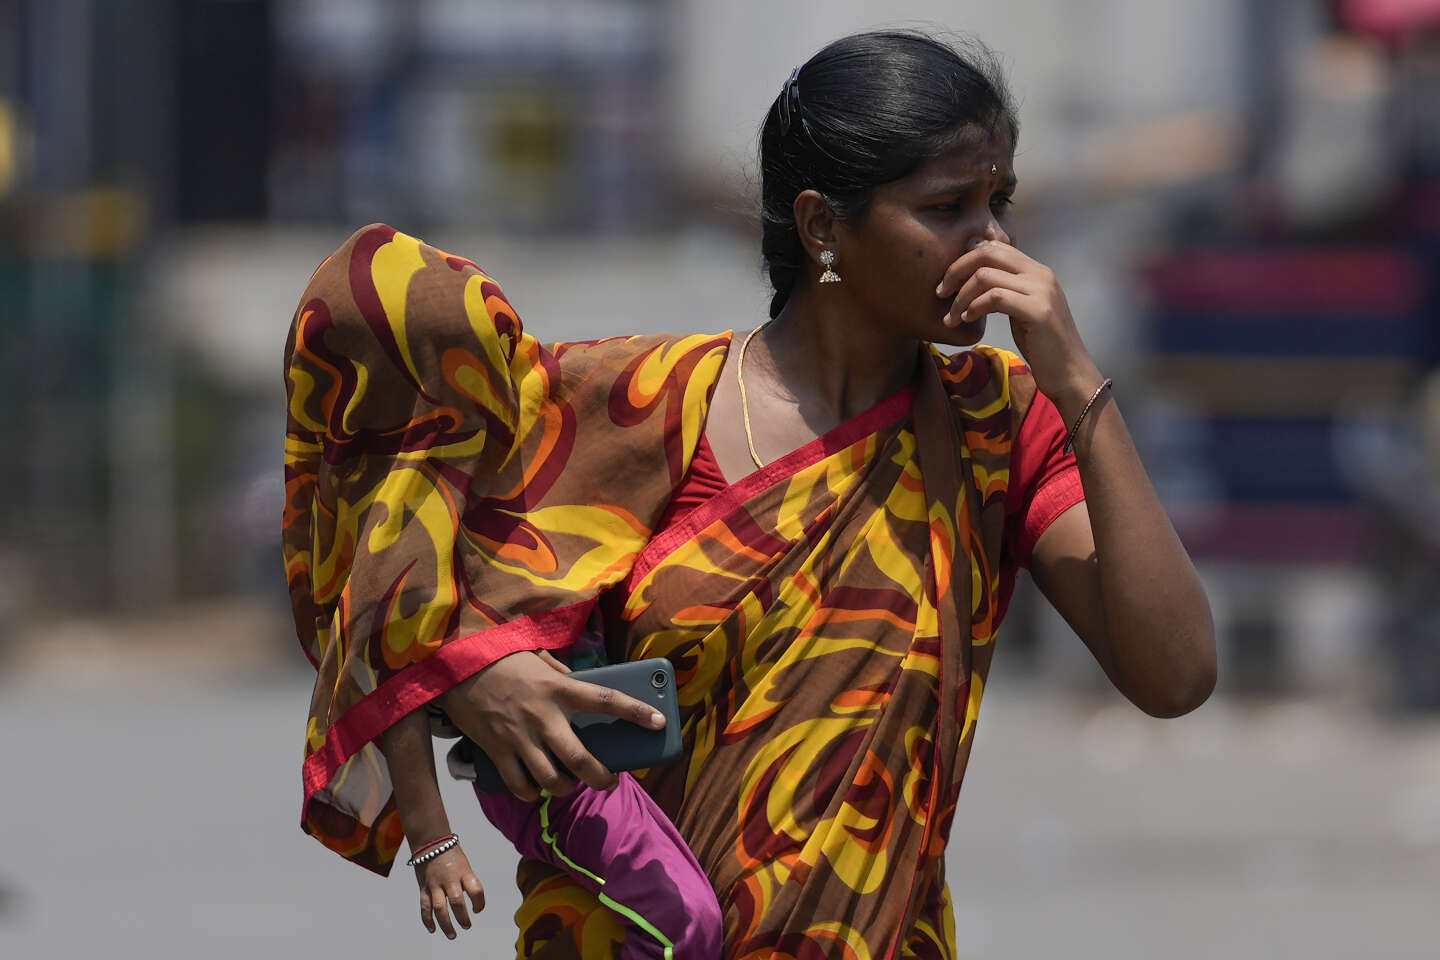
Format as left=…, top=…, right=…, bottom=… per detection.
left=539, top=791, right=677, bottom=960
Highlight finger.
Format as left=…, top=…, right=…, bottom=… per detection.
left=495, top=752, right=541, bottom=803
left=564, top=677, right=666, bottom=729
left=545, top=721, right=618, bottom=792
left=944, top=266, right=1032, bottom=327
left=463, top=874, right=487, bottom=913
left=536, top=650, right=571, bottom=675
left=935, top=248, right=984, bottom=299
left=431, top=885, right=457, bottom=939
left=520, top=743, right=577, bottom=797
left=935, top=244, right=1004, bottom=297
left=970, top=237, right=1031, bottom=271
left=420, top=890, right=436, bottom=934
left=936, top=242, right=1032, bottom=297
left=960, top=287, right=1028, bottom=325
left=447, top=882, right=471, bottom=930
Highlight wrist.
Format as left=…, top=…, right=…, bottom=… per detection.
left=435, top=673, right=477, bottom=709
left=1046, top=364, right=1106, bottom=423
left=406, top=832, right=461, bottom=868
left=1061, top=378, right=1114, bottom=454
left=402, top=815, right=453, bottom=849
left=438, top=650, right=529, bottom=705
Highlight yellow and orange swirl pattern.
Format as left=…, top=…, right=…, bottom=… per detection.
left=512, top=349, right=1036, bottom=959
left=284, top=224, right=726, bottom=872
left=285, top=224, right=1040, bottom=956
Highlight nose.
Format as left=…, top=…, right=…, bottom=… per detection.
left=970, top=220, right=1012, bottom=250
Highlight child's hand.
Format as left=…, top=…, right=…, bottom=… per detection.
left=414, top=847, right=486, bottom=939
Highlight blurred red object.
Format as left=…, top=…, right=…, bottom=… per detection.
left=1341, top=0, right=1440, bottom=38
left=1139, top=248, right=1426, bottom=315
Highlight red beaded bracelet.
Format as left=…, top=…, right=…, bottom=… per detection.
left=405, top=833, right=459, bottom=867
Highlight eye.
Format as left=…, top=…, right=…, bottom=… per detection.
left=991, top=195, right=1015, bottom=215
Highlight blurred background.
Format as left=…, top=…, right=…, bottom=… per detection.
left=1, top=0, right=1437, bottom=957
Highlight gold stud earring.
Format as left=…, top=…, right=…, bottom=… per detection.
left=819, top=249, right=841, bottom=284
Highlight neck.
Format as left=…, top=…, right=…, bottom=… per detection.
left=753, top=286, right=921, bottom=423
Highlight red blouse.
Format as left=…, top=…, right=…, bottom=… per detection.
left=650, top=390, right=1084, bottom=625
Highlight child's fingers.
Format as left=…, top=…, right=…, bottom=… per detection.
left=429, top=884, right=458, bottom=939
left=419, top=890, right=437, bottom=934
left=463, top=874, right=486, bottom=913
left=447, top=882, right=472, bottom=930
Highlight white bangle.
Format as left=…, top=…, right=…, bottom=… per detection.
left=405, top=834, right=460, bottom=867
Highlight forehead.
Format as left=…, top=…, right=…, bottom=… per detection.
left=899, top=124, right=1016, bottom=190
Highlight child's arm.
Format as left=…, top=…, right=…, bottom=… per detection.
left=378, top=709, right=486, bottom=940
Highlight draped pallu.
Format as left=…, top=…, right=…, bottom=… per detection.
left=284, top=224, right=1042, bottom=960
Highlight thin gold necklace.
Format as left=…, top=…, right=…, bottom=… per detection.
left=737, top=320, right=773, bottom=469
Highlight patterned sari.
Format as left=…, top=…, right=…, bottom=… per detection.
left=285, top=225, right=1053, bottom=960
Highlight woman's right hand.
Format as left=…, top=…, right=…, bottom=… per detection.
left=437, top=650, right=667, bottom=801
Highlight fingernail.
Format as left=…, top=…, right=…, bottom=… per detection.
left=959, top=310, right=969, bottom=322
left=650, top=711, right=665, bottom=727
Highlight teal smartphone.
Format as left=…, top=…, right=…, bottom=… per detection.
left=467, top=657, right=683, bottom=793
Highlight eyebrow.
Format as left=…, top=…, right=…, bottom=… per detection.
left=919, top=174, right=1020, bottom=199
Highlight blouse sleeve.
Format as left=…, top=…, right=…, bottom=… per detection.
left=1003, top=390, right=1086, bottom=570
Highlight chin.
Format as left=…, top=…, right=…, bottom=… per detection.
left=928, top=314, right=987, bottom=348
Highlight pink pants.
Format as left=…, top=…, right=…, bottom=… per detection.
left=476, top=773, right=722, bottom=959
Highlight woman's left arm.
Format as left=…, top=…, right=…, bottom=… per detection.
left=1027, top=400, right=1217, bottom=717
left=940, top=240, right=1217, bottom=717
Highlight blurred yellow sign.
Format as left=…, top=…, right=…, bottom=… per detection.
left=0, top=99, right=15, bottom=198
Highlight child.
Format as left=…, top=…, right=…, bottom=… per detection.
left=376, top=639, right=723, bottom=959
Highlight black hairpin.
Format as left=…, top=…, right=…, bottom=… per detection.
left=778, top=65, right=803, bottom=136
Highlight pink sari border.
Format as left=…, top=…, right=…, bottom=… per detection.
left=627, top=384, right=917, bottom=589
left=300, top=599, right=596, bottom=800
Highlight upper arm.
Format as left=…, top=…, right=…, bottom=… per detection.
left=1027, top=501, right=1116, bottom=679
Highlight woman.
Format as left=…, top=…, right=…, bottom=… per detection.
left=284, top=30, right=1215, bottom=959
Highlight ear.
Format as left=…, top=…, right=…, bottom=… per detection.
left=792, top=189, right=836, bottom=265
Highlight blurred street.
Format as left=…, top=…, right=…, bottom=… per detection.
left=1, top=605, right=1437, bottom=959
left=3, top=1, right=1439, bottom=957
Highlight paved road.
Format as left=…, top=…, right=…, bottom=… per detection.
left=2, top=661, right=1437, bottom=959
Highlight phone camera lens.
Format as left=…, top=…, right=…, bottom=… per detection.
left=650, top=669, right=668, bottom=689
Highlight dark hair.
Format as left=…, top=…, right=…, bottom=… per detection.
left=760, top=30, right=1019, bottom=318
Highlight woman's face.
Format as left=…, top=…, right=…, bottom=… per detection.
left=831, top=124, right=1016, bottom=347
